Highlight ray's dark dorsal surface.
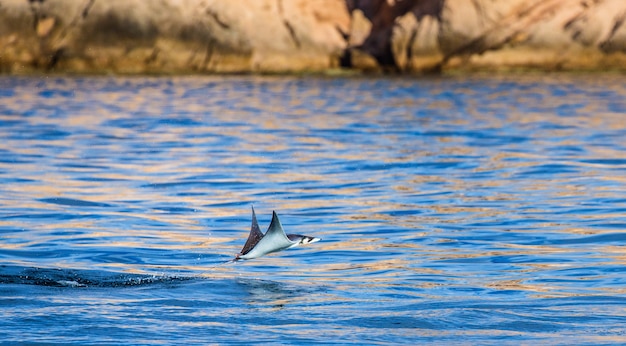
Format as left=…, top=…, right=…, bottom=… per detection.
left=235, top=207, right=321, bottom=261
left=238, top=206, right=264, bottom=257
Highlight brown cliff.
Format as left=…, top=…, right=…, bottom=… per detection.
left=1, top=0, right=625, bottom=74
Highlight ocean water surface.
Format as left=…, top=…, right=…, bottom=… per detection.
left=1, top=74, right=626, bottom=344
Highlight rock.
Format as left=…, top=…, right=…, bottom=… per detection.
left=565, top=0, right=626, bottom=53
left=390, top=1, right=444, bottom=73
left=345, top=9, right=381, bottom=72
left=0, top=0, right=350, bottom=74
left=36, top=17, right=56, bottom=37
left=0, top=0, right=625, bottom=74
left=349, top=0, right=626, bottom=73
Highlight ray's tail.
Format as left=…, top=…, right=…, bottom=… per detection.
left=205, top=258, right=238, bottom=269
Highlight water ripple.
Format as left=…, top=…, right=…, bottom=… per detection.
left=1, top=75, right=626, bottom=343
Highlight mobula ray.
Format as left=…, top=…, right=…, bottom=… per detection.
left=235, top=207, right=320, bottom=260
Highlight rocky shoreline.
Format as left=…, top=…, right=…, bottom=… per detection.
left=1, top=0, right=625, bottom=74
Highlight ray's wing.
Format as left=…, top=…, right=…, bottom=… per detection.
left=238, top=211, right=295, bottom=259
left=239, top=206, right=264, bottom=256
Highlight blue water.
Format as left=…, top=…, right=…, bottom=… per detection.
left=1, top=75, right=626, bottom=344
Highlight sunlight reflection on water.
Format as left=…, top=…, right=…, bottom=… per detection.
left=1, top=74, right=626, bottom=343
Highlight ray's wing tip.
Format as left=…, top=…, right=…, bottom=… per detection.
left=270, top=210, right=281, bottom=224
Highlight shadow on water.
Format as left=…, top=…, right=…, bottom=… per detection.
left=233, top=276, right=327, bottom=308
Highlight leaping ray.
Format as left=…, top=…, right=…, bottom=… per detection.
left=235, top=208, right=320, bottom=261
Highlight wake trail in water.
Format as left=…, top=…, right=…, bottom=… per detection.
left=0, top=263, right=239, bottom=288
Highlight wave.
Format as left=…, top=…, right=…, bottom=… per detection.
left=0, top=265, right=193, bottom=288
